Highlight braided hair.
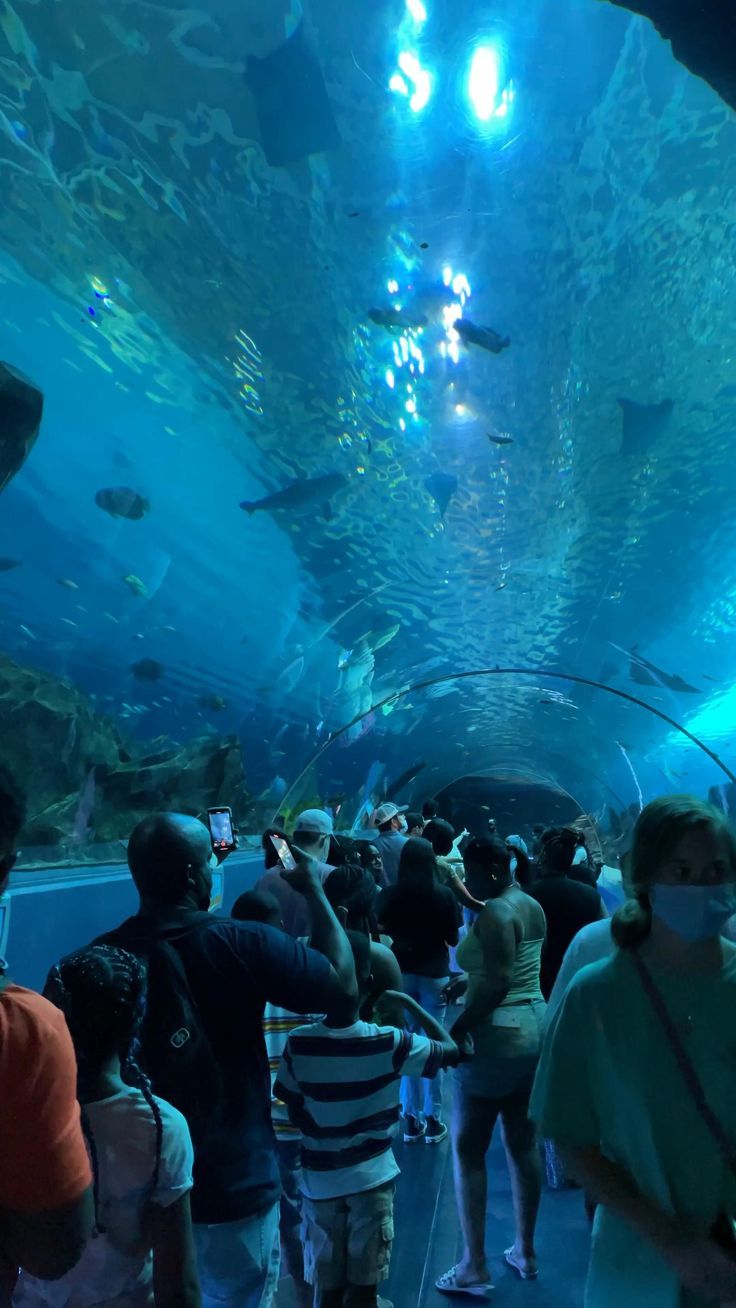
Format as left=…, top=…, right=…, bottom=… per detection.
left=44, top=945, right=163, bottom=1234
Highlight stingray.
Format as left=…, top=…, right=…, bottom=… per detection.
left=245, top=22, right=340, bottom=167
left=617, top=397, right=674, bottom=456
left=424, top=472, right=458, bottom=519
left=611, top=642, right=701, bottom=694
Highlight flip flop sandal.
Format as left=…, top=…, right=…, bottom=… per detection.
left=436, top=1266, right=494, bottom=1297
left=504, top=1248, right=539, bottom=1281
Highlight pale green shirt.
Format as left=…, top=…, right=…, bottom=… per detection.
left=531, top=946, right=736, bottom=1308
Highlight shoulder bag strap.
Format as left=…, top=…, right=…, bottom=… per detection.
left=632, top=950, right=736, bottom=1180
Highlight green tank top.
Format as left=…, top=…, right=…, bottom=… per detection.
left=457, top=921, right=544, bottom=1005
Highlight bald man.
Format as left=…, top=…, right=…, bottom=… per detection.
left=90, top=812, right=356, bottom=1308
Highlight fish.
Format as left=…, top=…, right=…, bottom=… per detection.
left=0, top=361, right=43, bottom=496
left=487, top=433, right=514, bottom=446
left=0, top=558, right=21, bottom=571
left=72, top=768, right=96, bottom=844
left=57, top=578, right=79, bottom=590
left=610, top=641, right=700, bottom=694
left=200, top=693, right=228, bottom=711
left=95, top=487, right=150, bottom=520
left=454, top=318, right=510, bottom=354
left=19, top=623, right=36, bottom=640
left=131, top=658, right=165, bottom=681
left=424, top=472, right=458, bottom=518
left=367, top=307, right=428, bottom=332
left=240, top=473, right=347, bottom=518
left=122, top=574, right=149, bottom=598
left=372, top=623, right=401, bottom=652
left=385, top=760, right=426, bottom=800
left=617, top=397, right=674, bottom=456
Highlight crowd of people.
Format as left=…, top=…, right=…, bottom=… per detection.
left=2, top=772, right=736, bottom=1308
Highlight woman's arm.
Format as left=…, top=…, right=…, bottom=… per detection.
left=450, top=906, right=516, bottom=1039
left=561, top=1144, right=736, bottom=1303
left=150, top=1194, right=201, bottom=1308
left=447, top=871, right=486, bottom=915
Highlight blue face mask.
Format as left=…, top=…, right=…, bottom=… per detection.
left=651, top=883, right=736, bottom=941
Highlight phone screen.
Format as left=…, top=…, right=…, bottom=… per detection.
left=208, top=807, right=235, bottom=852
left=270, top=834, right=297, bottom=872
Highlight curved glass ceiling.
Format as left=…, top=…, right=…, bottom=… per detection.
left=1, top=0, right=735, bottom=856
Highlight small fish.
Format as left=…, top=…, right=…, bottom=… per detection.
left=488, top=433, right=514, bottom=446
left=0, top=558, right=21, bottom=571
left=104, top=612, right=119, bottom=623
left=372, top=623, right=401, bottom=651
left=495, top=581, right=508, bottom=592
left=122, top=574, right=149, bottom=598
left=132, top=658, right=165, bottom=681
left=240, top=473, right=347, bottom=518
left=57, top=578, right=79, bottom=590
left=454, top=318, right=510, bottom=354
left=424, top=472, right=458, bottom=519
left=337, top=648, right=353, bottom=671
left=60, top=618, right=78, bottom=627
left=19, top=623, right=37, bottom=640
left=200, top=693, right=227, bottom=711
left=95, top=487, right=150, bottom=520
left=367, top=307, right=428, bottom=332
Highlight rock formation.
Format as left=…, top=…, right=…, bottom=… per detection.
left=0, top=655, right=252, bottom=859
left=0, top=362, right=43, bottom=494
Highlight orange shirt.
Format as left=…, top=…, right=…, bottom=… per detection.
left=0, top=984, right=91, bottom=1213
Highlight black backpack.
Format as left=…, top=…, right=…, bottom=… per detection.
left=136, top=924, right=224, bottom=1148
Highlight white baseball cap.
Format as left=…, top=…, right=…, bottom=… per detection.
left=294, top=808, right=334, bottom=836
left=373, top=803, right=408, bottom=827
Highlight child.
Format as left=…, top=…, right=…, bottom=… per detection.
left=15, top=944, right=199, bottom=1308
left=231, top=888, right=321, bottom=1308
left=275, top=931, right=460, bottom=1308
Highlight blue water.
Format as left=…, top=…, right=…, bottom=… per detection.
left=1, top=0, right=735, bottom=857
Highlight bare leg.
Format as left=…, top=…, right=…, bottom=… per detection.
left=500, top=1098, right=542, bottom=1271
left=452, top=1091, right=498, bottom=1285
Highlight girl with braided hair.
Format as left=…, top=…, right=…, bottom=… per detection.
left=15, top=945, right=200, bottom=1308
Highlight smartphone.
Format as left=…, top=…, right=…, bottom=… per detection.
left=270, top=833, right=297, bottom=872
left=207, top=806, right=236, bottom=853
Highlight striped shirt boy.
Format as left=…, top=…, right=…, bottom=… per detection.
left=274, top=1020, right=443, bottom=1199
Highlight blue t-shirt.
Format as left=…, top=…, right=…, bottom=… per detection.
left=95, top=912, right=331, bottom=1223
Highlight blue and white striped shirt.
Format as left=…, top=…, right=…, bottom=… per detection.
left=274, top=1020, right=443, bottom=1198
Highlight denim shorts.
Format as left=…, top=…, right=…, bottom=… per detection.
left=454, top=999, right=546, bottom=1099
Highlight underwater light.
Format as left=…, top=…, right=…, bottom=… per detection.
left=466, top=44, right=516, bottom=126
left=406, top=0, right=427, bottom=23
left=442, top=265, right=453, bottom=287
left=397, top=51, right=432, bottom=113
left=389, top=73, right=409, bottom=97
left=468, top=45, right=499, bottom=122
left=387, top=278, right=400, bottom=294
left=385, top=369, right=396, bottom=389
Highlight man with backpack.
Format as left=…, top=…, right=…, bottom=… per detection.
left=89, top=811, right=357, bottom=1308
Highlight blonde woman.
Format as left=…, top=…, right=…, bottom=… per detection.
left=532, top=795, right=736, bottom=1307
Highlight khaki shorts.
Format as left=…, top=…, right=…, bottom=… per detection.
left=301, top=1182, right=394, bottom=1289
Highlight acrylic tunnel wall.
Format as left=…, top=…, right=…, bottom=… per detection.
left=2, top=0, right=736, bottom=881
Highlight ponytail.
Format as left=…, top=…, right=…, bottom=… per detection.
left=612, top=891, right=652, bottom=950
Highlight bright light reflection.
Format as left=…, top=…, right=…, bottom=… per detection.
left=468, top=46, right=499, bottom=122
left=442, top=265, right=453, bottom=287
left=385, top=369, right=395, bottom=389
left=389, top=73, right=408, bottom=97
left=406, top=0, right=427, bottom=23
left=387, top=279, right=399, bottom=294
left=397, top=51, right=432, bottom=113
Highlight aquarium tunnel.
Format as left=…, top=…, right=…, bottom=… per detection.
left=1, top=0, right=736, bottom=1302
